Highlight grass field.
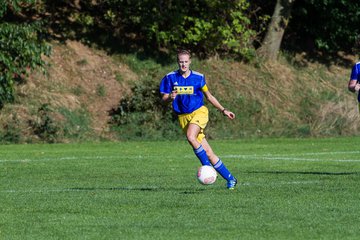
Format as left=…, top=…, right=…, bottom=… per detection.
left=1, top=137, right=360, bottom=239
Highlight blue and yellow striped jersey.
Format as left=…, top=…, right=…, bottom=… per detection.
left=160, top=70, right=208, bottom=114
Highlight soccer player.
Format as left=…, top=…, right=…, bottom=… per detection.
left=348, top=61, right=360, bottom=111
left=159, top=49, right=238, bottom=190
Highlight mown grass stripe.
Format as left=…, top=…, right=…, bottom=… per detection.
left=1, top=151, right=360, bottom=163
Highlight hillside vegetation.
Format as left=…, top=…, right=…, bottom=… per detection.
left=0, top=40, right=358, bottom=143
left=2, top=1, right=360, bottom=143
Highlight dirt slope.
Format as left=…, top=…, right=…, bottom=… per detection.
left=11, top=40, right=138, bottom=140
left=1, top=40, right=359, bottom=142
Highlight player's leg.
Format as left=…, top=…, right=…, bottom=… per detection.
left=178, top=107, right=211, bottom=166
left=198, top=138, right=218, bottom=165
left=186, top=123, right=201, bottom=149
left=186, top=123, right=211, bottom=166
left=201, top=138, right=237, bottom=189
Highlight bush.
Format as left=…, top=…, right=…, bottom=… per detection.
left=0, top=113, right=22, bottom=144
left=56, top=0, right=259, bottom=60
left=110, top=77, right=182, bottom=140
left=0, top=1, right=51, bottom=108
left=30, top=104, right=60, bottom=143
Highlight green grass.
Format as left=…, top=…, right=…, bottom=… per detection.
left=1, top=137, right=360, bottom=239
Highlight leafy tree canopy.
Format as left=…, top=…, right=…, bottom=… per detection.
left=0, top=0, right=51, bottom=107
left=39, top=0, right=259, bottom=59
left=285, top=0, right=360, bottom=54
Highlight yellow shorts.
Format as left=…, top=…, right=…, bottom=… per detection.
left=178, top=106, right=209, bottom=143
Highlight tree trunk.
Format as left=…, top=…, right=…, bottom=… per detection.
left=258, top=0, right=295, bottom=61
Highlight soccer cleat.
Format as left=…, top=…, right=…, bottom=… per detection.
left=227, top=178, right=238, bottom=190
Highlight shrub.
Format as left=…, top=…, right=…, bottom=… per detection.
left=30, top=104, right=60, bottom=143
left=0, top=1, right=51, bottom=108
left=110, top=77, right=182, bottom=140
left=0, top=113, right=22, bottom=144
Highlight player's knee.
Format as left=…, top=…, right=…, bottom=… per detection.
left=186, top=133, right=198, bottom=144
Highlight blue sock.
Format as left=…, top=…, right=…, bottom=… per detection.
left=213, top=159, right=234, bottom=181
left=194, top=145, right=211, bottom=166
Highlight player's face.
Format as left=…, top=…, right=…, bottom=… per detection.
left=177, top=54, right=191, bottom=73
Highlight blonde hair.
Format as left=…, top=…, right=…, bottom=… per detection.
left=177, top=49, right=191, bottom=60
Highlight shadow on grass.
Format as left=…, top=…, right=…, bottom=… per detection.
left=247, top=171, right=360, bottom=176
left=68, top=187, right=208, bottom=194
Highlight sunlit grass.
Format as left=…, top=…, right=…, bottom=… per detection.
left=1, top=137, right=360, bottom=239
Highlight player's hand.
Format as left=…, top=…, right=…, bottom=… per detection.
left=355, top=84, right=360, bottom=92
left=170, top=90, right=177, bottom=100
left=224, top=110, right=235, bottom=119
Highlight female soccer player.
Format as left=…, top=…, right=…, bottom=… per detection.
left=159, top=49, right=238, bottom=189
left=348, top=61, right=360, bottom=111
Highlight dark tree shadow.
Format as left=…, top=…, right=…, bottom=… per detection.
left=67, top=187, right=208, bottom=194
left=246, top=171, right=360, bottom=176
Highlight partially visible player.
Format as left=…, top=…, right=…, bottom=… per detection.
left=348, top=61, right=360, bottom=111
left=159, top=49, right=238, bottom=190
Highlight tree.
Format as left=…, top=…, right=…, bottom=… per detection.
left=254, top=0, right=360, bottom=58
left=257, top=0, right=295, bottom=61
left=0, top=0, right=51, bottom=108
left=285, top=0, right=360, bottom=54
left=42, top=0, right=258, bottom=59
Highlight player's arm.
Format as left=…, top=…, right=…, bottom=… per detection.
left=160, top=75, right=177, bottom=103
left=202, top=86, right=235, bottom=119
left=348, top=79, right=360, bottom=93
left=161, top=93, right=171, bottom=102
left=161, top=90, right=177, bottom=103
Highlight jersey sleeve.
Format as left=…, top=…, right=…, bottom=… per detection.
left=350, top=64, right=359, bottom=81
left=201, top=84, right=208, bottom=92
left=159, top=75, right=171, bottom=94
left=200, top=74, right=207, bottom=90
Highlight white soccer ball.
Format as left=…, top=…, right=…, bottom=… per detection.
left=197, top=165, right=217, bottom=185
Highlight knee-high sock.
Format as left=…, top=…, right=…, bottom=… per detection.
left=213, top=159, right=234, bottom=181
left=194, top=145, right=211, bottom=166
